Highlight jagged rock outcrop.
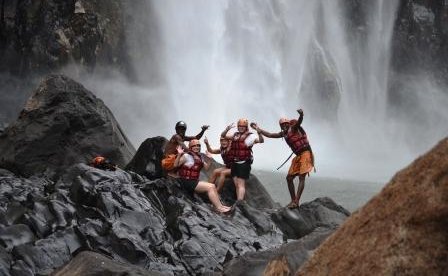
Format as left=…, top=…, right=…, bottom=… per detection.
left=0, top=163, right=349, bottom=275
left=223, top=227, right=334, bottom=276
left=296, top=137, right=448, bottom=275
left=125, top=137, right=167, bottom=180
left=0, top=74, right=135, bottom=177
left=221, top=198, right=350, bottom=275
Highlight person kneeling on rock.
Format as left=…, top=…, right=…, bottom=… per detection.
left=90, top=156, right=117, bottom=171
left=174, top=139, right=231, bottom=214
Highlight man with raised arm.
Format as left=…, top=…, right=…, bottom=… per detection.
left=253, top=109, right=314, bottom=208
left=162, top=121, right=209, bottom=177
left=221, top=118, right=264, bottom=202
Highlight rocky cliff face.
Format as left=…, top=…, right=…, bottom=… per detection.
left=391, top=0, right=448, bottom=85
left=296, top=137, right=448, bottom=275
left=0, top=0, right=129, bottom=75
left=0, top=0, right=134, bottom=127
left=0, top=75, right=349, bottom=275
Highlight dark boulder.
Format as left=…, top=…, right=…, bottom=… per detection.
left=0, top=74, right=135, bottom=177
left=271, top=197, right=350, bottom=239
left=125, top=137, right=167, bottom=180
left=223, top=227, right=334, bottom=276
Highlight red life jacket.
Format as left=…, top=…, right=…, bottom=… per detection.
left=230, top=132, right=253, bottom=162
left=178, top=152, right=203, bottom=180
left=220, top=146, right=234, bottom=167
left=284, top=129, right=311, bottom=155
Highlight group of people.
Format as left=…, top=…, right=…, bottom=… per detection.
left=160, top=108, right=314, bottom=213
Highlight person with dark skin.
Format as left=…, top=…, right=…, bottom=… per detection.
left=221, top=118, right=264, bottom=201
left=174, top=139, right=231, bottom=213
left=253, top=109, right=314, bottom=208
left=162, top=121, right=209, bottom=177
left=204, top=136, right=233, bottom=193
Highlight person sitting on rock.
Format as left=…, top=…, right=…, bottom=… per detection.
left=221, top=118, right=264, bottom=202
left=162, top=121, right=209, bottom=177
left=90, top=156, right=117, bottom=171
left=174, top=139, right=231, bottom=213
left=254, top=109, right=314, bottom=209
left=204, top=135, right=233, bottom=193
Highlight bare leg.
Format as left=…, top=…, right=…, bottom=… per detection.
left=233, top=176, right=246, bottom=201
left=286, top=174, right=296, bottom=203
left=209, top=168, right=225, bottom=184
left=216, top=168, right=231, bottom=193
left=295, top=174, right=306, bottom=205
left=195, top=181, right=230, bottom=212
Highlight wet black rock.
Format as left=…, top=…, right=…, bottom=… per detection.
left=125, top=137, right=167, bottom=180
left=197, top=155, right=278, bottom=209
left=0, top=162, right=349, bottom=275
left=0, top=74, right=135, bottom=178
left=53, top=251, right=165, bottom=276
left=271, top=197, right=350, bottom=239
left=223, top=227, right=333, bottom=276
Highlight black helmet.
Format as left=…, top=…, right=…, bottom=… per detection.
left=175, top=121, right=187, bottom=130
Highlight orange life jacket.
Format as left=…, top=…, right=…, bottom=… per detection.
left=230, top=132, right=253, bottom=162
left=178, top=152, right=203, bottom=180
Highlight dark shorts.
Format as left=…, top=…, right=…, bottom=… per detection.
left=231, top=160, right=251, bottom=179
left=178, top=178, right=199, bottom=193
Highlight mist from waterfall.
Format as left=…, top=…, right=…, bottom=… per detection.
left=76, top=0, right=447, bottom=183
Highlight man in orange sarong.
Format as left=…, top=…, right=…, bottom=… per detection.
left=162, top=121, right=209, bottom=177
left=253, top=109, right=314, bottom=208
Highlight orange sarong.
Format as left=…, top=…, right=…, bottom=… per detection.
left=161, top=154, right=177, bottom=171
left=287, top=150, right=314, bottom=176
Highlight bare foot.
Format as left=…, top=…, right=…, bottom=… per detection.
left=217, top=206, right=231, bottom=213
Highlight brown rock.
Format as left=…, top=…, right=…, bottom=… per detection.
left=297, top=137, right=448, bottom=276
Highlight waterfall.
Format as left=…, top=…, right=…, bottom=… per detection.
left=89, top=0, right=441, bottom=182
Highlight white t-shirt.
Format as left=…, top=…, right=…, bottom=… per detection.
left=183, top=153, right=202, bottom=167
left=232, top=132, right=257, bottom=164
left=234, top=132, right=257, bottom=147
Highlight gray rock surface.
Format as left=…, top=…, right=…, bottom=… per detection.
left=0, top=74, right=135, bottom=178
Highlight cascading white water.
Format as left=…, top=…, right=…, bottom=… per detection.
left=83, top=0, right=447, bottom=182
